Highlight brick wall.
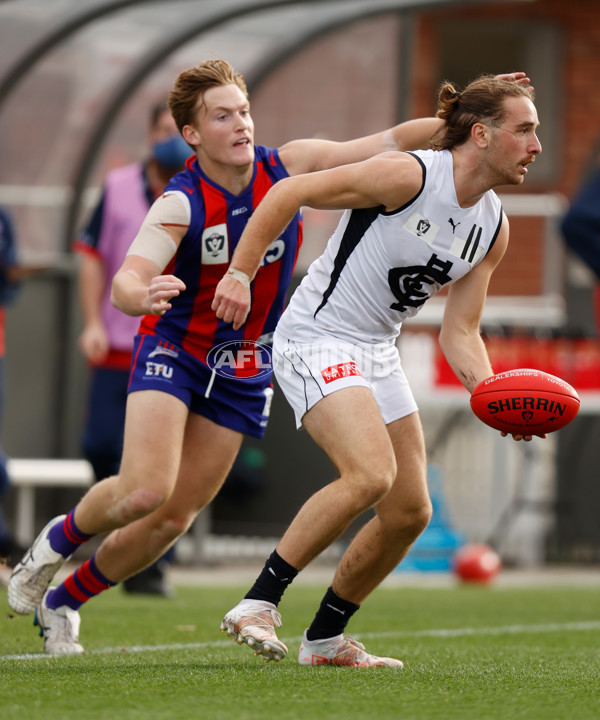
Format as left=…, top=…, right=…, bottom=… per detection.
left=251, top=2, right=600, bottom=301
left=415, top=0, right=600, bottom=197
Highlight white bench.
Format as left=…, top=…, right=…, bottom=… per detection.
left=7, top=458, right=94, bottom=546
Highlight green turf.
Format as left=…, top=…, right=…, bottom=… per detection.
left=1, top=583, right=599, bottom=719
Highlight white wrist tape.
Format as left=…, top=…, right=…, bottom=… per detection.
left=127, top=191, right=189, bottom=271
left=226, top=267, right=251, bottom=289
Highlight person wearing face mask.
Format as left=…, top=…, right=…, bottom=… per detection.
left=73, top=100, right=190, bottom=597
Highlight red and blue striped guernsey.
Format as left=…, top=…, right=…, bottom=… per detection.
left=138, top=145, right=302, bottom=371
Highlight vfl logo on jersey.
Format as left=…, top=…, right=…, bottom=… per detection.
left=416, top=219, right=430, bottom=235
left=201, top=224, right=229, bottom=264
left=404, top=213, right=440, bottom=243
left=449, top=224, right=485, bottom=265
left=321, top=362, right=362, bottom=384
left=388, top=253, right=454, bottom=311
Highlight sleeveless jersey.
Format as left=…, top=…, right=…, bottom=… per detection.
left=276, top=149, right=503, bottom=346
left=138, top=145, right=302, bottom=369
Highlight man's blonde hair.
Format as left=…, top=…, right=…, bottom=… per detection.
left=431, top=74, right=535, bottom=151
left=168, top=58, right=248, bottom=133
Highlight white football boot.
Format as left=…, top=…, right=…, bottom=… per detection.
left=8, top=515, right=68, bottom=614
left=220, top=599, right=288, bottom=662
left=298, top=631, right=403, bottom=667
left=34, top=588, right=84, bottom=655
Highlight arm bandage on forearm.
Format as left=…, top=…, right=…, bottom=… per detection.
left=127, top=191, right=190, bottom=271
left=381, top=128, right=399, bottom=151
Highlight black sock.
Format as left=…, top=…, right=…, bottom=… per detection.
left=244, top=549, right=298, bottom=605
left=305, top=586, right=360, bottom=641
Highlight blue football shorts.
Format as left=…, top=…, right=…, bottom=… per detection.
left=127, top=334, right=274, bottom=438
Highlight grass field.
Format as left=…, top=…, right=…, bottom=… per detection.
left=1, top=579, right=599, bottom=720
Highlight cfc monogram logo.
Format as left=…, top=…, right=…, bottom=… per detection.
left=388, top=253, right=454, bottom=311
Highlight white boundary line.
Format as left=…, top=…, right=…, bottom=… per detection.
left=2, top=620, right=599, bottom=662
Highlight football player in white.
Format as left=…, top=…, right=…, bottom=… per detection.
left=215, top=73, right=540, bottom=667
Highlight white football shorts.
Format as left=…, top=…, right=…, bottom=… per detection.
left=272, top=333, right=418, bottom=428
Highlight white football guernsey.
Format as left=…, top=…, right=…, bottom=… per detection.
left=276, top=149, right=503, bottom=346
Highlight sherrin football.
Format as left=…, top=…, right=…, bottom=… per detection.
left=453, top=543, right=502, bottom=584
left=470, top=368, right=580, bottom=435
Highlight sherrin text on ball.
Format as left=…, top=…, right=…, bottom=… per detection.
left=470, top=368, right=580, bottom=435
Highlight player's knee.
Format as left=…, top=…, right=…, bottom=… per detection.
left=367, top=475, right=395, bottom=506
left=375, top=457, right=398, bottom=497
left=158, top=514, right=195, bottom=542
left=114, top=487, right=166, bottom=523
left=352, top=460, right=397, bottom=508
left=394, top=500, right=433, bottom=542
left=412, top=500, right=433, bottom=535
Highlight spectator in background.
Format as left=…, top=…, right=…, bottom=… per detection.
left=0, top=206, right=22, bottom=567
left=73, top=101, right=190, bottom=596
left=560, top=163, right=600, bottom=334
